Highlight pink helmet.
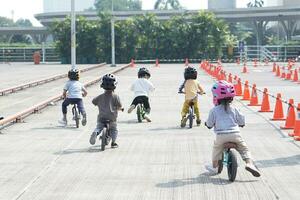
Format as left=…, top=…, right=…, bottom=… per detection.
left=211, top=80, right=236, bottom=105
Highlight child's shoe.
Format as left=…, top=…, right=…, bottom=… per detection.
left=127, top=105, right=135, bottom=113
left=111, top=142, right=118, bottom=148
left=196, top=119, right=201, bottom=126
left=205, top=164, right=218, bottom=175
left=58, top=118, right=67, bottom=126
left=82, top=114, right=87, bottom=126
left=89, top=131, right=98, bottom=145
left=144, top=115, right=152, bottom=122
left=180, top=117, right=187, bottom=128
left=245, top=163, right=261, bottom=177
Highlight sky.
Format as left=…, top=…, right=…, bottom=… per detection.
left=0, top=0, right=264, bottom=26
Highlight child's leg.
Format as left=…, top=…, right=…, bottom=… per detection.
left=76, top=99, right=87, bottom=126
left=229, top=134, right=260, bottom=177
left=89, top=121, right=104, bottom=145
left=212, top=138, right=225, bottom=168
left=128, top=97, right=139, bottom=113
left=193, top=99, right=200, bottom=120
left=181, top=100, right=190, bottom=118
left=143, top=96, right=151, bottom=114
left=62, top=98, right=71, bottom=116
left=109, top=122, right=118, bottom=147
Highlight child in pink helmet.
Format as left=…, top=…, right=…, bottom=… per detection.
left=204, top=80, right=261, bottom=177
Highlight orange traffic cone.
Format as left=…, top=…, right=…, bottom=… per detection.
left=293, top=69, right=298, bottom=82
left=130, top=59, right=135, bottom=67
left=236, top=78, right=243, bottom=96
left=291, top=103, right=300, bottom=140
left=248, top=84, right=260, bottom=106
left=286, top=71, right=292, bottom=80
left=281, top=72, right=286, bottom=79
left=241, top=81, right=251, bottom=100
left=276, top=65, right=281, bottom=76
left=271, top=93, right=285, bottom=121
left=155, top=58, right=159, bottom=67
left=242, top=63, right=248, bottom=73
left=281, top=99, right=296, bottom=130
left=185, top=58, right=189, bottom=66
left=228, top=73, right=233, bottom=83
left=272, top=62, right=276, bottom=72
left=259, top=88, right=272, bottom=112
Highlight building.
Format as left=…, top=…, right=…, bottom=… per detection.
left=283, top=0, right=300, bottom=6
left=43, top=0, right=94, bottom=13
left=208, top=0, right=236, bottom=10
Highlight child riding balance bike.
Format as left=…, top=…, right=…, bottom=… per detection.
left=204, top=80, right=261, bottom=178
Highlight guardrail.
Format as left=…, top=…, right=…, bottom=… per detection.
left=0, top=63, right=131, bottom=129
left=0, top=63, right=106, bottom=96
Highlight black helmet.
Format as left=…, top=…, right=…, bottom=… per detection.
left=138, top=67, right=151, bottom=78
left=184, top=66, right=197, bottom=80
left=101, top=74, right=117, bottom=90
left=68, top=69, right=80, bottom=80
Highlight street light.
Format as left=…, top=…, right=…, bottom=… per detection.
left=71, top=0, right=76, bottom=70
left=111, top=0, right=116, bottom=67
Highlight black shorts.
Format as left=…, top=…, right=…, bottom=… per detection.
left=131, top=96, right=150, bottom=111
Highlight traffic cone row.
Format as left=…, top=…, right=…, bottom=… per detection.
left=272, top=62, right=299, bottom=84
left=199, top=60, right=300, bottom=142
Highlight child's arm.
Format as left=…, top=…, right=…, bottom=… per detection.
left=197, top=83, right=205, bottom=94
left=62, top=89, right=67, bottom=99
left=205, top=109, right=215, bottom=129
left=235, top=109, right=245, bottom=127
left=178, top=80, right=186, bottom=93
left=82, top=86, right=88, bottom=97
left=115, top=95, right=123, bottom=111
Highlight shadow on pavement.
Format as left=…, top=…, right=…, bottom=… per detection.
left=149, top=126, right=182, bottom=131
left=256, top=154, right=300, bottom=168
left=31, top=125, right=79, bottom=130
left=156, top=173, right=258, bottom=188
left=54, top=146, right=104, bottom=155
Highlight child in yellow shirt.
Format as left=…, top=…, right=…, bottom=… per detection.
left=179, top=66, right=205, bottom=127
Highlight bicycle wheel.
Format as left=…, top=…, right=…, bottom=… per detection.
left=188, top=107, right=193, bottom=128
left=218, top=153, right=224, bottom=174
left=101, top=127, right=107, bottom=151
left=227, top=150, right=238, bottom=182
left=137, top=104, right=142, bottom=123
left=73, top=106, right=80, bottom=128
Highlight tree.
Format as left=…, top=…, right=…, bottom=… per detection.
left=247, top=0, right=264, bottom=8
left=15, top=18, right=32, bottom=27
left=154, top=0, right=182, bottom=10
left=0, top=16, right=14, bottom=27
left=94, top=0, right=142, bottom=11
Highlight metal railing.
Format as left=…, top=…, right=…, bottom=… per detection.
left=0, top=47, right=60, bottom=62
left=235, top=45, right=300, bottom=62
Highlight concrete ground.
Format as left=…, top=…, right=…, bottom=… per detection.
left=0, top=63, right=299, bottom=200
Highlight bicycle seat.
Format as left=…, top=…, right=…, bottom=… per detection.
left=188, top=101, right=194, bottom=106
left=223, top=142, right=237, bottom=149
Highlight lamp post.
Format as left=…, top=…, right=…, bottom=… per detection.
left=111, top=0, right=116, bottom=67
left=71, top=0, right=76, bottom=70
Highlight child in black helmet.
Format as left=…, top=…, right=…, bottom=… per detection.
left=179, top=66, right=205, bottom=127
left=59, top=69, right=87, bottom=126
left=128, top=67, right=155, bottom=122
left=89, top=73, right=123, bottom=148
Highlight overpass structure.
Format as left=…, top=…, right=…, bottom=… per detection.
left=0, top=27, right=50, bottom=44
left=34, top=6, right=300, bottom=44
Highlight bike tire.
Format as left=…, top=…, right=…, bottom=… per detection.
left=218, top=153, right=224, bottom=174
left=137, top=104, right=142, bottom=123
left=101, top=127, right=107, bottom=151
left=188, top=107, right=193, bottom=128
left=227, top=150, right=238, bottom=182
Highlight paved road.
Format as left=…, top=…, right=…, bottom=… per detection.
left=0, top=63, right=97, bottom=90
left=0, top=63, right=299, bottom=200
left=0, top=64, right=117, bottom=118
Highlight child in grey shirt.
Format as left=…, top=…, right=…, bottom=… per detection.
left=89, top=74, right=123, bottom=148
left=205, top=80, right=261, bottom=177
